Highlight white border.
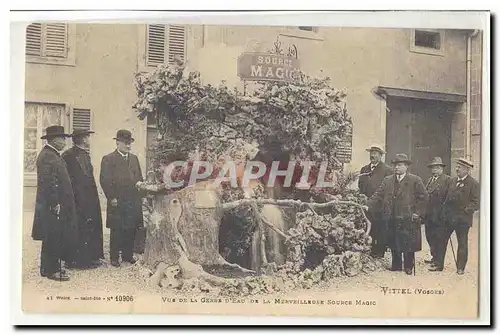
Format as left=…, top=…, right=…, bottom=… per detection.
left=7, top=10, right=491, bottom=327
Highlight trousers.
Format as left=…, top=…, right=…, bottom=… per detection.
left=110, top=227, right=136, bottom=262
left=391, top=250, right=415, bottom=271
left=424, top=220, right=440, bottom=260
left=434, top=225, right=470, bottom=270
left=369, top=214, right=389, bottom=257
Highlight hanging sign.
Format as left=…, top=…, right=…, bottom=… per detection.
left=237, top=38, right=300, bottom=82
left=237, top=53, right=300, bottom=82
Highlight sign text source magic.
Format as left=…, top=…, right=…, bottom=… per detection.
left=237, top=53, right=300, bottom=82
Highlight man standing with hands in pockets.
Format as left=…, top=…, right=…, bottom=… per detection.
left=100, top=130, right=144, bottom=267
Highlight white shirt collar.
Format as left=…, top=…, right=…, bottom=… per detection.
left=75, top=144, right=89, bottom=153
left=370, top=162, right=379, bottom=169
left=397, top=173, right=406, bottom=181
left=46, top=143, right=61, bottom=155
left=117, top=150, right=128, bottom=157
left=457, top=175, right=468, bottom=182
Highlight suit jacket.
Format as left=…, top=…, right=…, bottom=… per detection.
left=32, top=146, right=78, bottom=259
left=424, top=174, right=451, bottom=224
left=442, top=175, right=480, bottom=227
left=62, top=146, right=104, bottom=258
left=358, top=162, right=392, bottom=198
left=368, top=173, right=428, bottom=252
left=100, top=150, right=144, bottom=229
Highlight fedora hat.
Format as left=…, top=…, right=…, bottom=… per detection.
left=427, top=157, right=446, bottom=167
left=366, top=144, right=385, bottom=154
left=113, top=129, right=134, bottom=143
left=391, top=153, right=412, bottom=165
left=456, top=158, right=474, bottom=169
left=71, top=129, right=95, bottom=137
left=40, top=125, right=71, bottom=140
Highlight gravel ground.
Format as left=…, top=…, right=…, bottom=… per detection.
left=21, top=211, right=480, bottom=309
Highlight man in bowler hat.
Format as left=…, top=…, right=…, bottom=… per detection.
left=423, top=157, right=451, bottom=268
left=100, top=130, right=144, bottom=267
left=368, top=154, right=428, bottom=275
left=358, top=144, right=393, bottom=258
left=32, top=125, right=78, bottom=281
left=432, top=158, right=480, bottom=274
left=62, top=129, right=104, bottom=268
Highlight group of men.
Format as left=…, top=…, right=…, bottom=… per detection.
left=31, top=126, right=144, bottom=281
left=359, top=145, right=480, bottom=275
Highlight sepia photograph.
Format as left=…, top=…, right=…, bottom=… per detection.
left=11, top=10, right=490, bottom=323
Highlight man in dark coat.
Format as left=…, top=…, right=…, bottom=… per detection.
left=432, top=158, right=480, bottom=275
left=423, top=157, right=451, bottom=268
left=358, top=145, right=392, bottom=258
left=368, top=154, right=428, bottom=275
left=100, top=130, right=144, bottom=267
left=32, top=125, right=78, bottom=281
left=62, top=129, right=104, bottom=268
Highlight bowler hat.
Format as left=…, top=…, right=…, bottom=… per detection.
left=427, top=157, right=446, bottom=167
left=40, top=125, right=71, bottom=139
left=391, top=153, right=412, bottom=165
left=113, top=129, right=134, bottom=143
left=366, top=144, right=385, bottom=154
left=456, top=158, right=474, bottom=169
left=71, top=129, right=95, bottom=137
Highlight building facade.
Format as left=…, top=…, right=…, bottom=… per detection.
left=23, top=24, right=483, bottom=209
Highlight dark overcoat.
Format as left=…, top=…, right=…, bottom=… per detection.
left=99, top=150, right=144, bottom=230
left=442, top=175, right=480, bottom=227
left=358, top=162, right=393, bottom=198
left=32, top=145, right=78, bottom=261
left=424, top=174, right=451, bottom=224
left=368, top=173, right=428, bottom=253
left=62, top=146, right=104, bottom=262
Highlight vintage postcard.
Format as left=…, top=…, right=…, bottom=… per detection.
left=11, top=10, right=490, bottom=324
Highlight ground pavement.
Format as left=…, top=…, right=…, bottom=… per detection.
left=20, top=211, right=481, bottom=318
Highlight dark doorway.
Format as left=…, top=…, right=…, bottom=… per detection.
left=386, top=97, right=456, bottom=181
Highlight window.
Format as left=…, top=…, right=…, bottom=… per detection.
left=23, top=103, right=90, bottom=175
left=410, top=29, right=444, bottom=56
left=26, top=23, right=68, bottom=58
left=298, top=26, right=317, bottom=32
left=25, top=23, right=76, bottom=66
left=24, top=102, right=66, bottom=173
left=414, top=30, right=441, bottom=49
left=146, top=24, right=186, bottom=67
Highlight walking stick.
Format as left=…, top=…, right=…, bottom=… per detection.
left=449, top=234, right=458, bottom=270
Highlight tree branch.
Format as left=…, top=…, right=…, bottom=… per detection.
left=222, top=198, right=371, bottom=235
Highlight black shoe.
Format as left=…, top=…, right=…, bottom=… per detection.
left=388, top=267, right=403, bottom=272
left=47, top=271, right=70, bottom=281
left=424, top=258, right=435, bottom=264
left=91, top=260, right=102, bottom=267
left=404, top=268, right=413, bottom=275
left=111, top=260, right=120, bottom=267
left=457, top=269, right=465, bottom=275
left=428, top=265, right=443, bottom=272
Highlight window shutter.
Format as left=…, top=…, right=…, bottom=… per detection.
left=44, top=23, right=68, bottom=58
left=26, top=23, right=42, bottom=56
left=167, top=25, right=186, bottom=63
left=72, top=109, right=92, bottom=131
left=147, top=24, right=166, bottom=66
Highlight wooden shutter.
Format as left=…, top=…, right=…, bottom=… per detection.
left=72, top=109, right=92, bottom=131
left=146, top=24, right=186, bottom=66
left=167, top=25, right=186, bottom=63
left=26, top=23, right=42, bottom=56
left=25, top=23, right=67, bottom=58
left=147, top=24, right=166, bottom=66
left=44, top=23, right=68, bottom=58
